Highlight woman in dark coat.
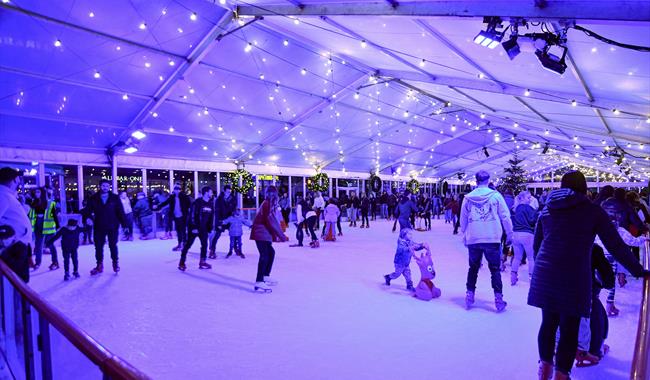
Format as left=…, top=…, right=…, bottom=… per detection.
left=250, top=186, right=288, bottom=293
left=528, top=171, right=646, bottom=380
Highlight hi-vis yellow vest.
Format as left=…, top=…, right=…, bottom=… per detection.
left=29, top=201, right=57, bottom=235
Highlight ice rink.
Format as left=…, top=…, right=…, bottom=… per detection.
left=29, top=218, right=642, bottom=380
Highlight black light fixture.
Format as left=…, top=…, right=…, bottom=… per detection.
left=502, top=35, right=521, bottom=60
left=483, top=147, right=490, bottom=158
left=535, top=44, right=568, bottom=74
left=473, top=17, right=504, bottom=49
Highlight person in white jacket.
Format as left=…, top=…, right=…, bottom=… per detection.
left=459, top=170, right=514, bottom=312
left=313, top=191, right=325, bottom=230
left=322, top=200, right=340, bottom=241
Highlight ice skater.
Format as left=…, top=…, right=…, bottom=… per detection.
left=88, top=179, right=126, bottom=275
left=179, top=186, right=214, bottom=271
left=222, top=209, right=252, bottom=258
left=250, top=186, right=288, bottom=293
left=383, top=228, right=428, bottom=292
left=322, top=199, right=340, bottom=241
left=413, top=248, right=441, bottom=301
left=49, top=219, right=82, bottom=281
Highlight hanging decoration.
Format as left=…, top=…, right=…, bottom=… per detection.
left=368, top=174, right=382, bottom=193
left=307, top=172, right=329, bottom=193
left=225, top=169, right=254, bottom=193
left=407, top=178, right=420, bottom=194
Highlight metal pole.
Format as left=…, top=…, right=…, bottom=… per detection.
left=38, top=315, right=53, bottom=380
left=21, top=297, right=35, bottom=380
left=193, top=171, right=199, bottom=199
left=288, top=176, right=292, bottom=207
left=216, top=172, right=221, bottom=195
left=77, top=165, right=84, bottom=211
left=255, top=175, right=259, bottom=209
left=142, top=168, right=148, bottom=195
left=111, top=156, right=118, bottom=194
left=37, top=162, right=45, bottom=188
left=58, top=174, right=66, bottom=214
left=169, top=170, right=174, bottom=194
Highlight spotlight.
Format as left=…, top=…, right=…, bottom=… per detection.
left=502, top=35, right=520, bottom=60
left=535, top=44, right=568, bottom=75
left=124, top=146, right=138, bottom=154
left=542, top=143, right=550, bottom=154
left=473, top=17, right=504, bottom=49
left=131, top=130, right=146, bottom=140
left=483, top=147, right=490, bottom=158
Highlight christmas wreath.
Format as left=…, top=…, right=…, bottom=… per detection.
left=225, top=169, right=254, bottom=193
left=369, top=174, right=382, bottom=193
left=307, top=172, right=329, bottom=192
left=407, top=178, right=420, bottom=194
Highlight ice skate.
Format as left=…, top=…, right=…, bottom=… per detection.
left=236, top=251, right=245, bottom=259
left=384, top=275, right=391, bottom=286
left=495, top=293, right=507, bottom=312
left=199, top=260, right=212, bottom=269
left=510, top=272, right=518, bottom=286
left=49, top=262, right=59, bottom=271
left=63, top=273, right=70, bottom=281
left=552, top=370, right=570, bottom=380
left=538, top=360, right=553, bottom=380
left=254, top=282, right=272, bottom=293
left=73, top=272, right=80, bottom=279
left=465, top=290, right=475, bottom=309
left=337, top=231, right=342, bottom=236
left=406, top=283, right=415, bottom=292
left=112, top=261, right=120, bottom=273
left=32, top=264, right=40, bottom=271
left=606, top=301, right=619, bottom=316
left=575, top=350, right=600, bottom=367
left=263, top=276, right=278, bottom=286
left=289, top=244, right=303, bottom=247
left=208, top=250, right=216, bottom=259
left=310, top=240, right=320, bottom=248
left=226, top=251, right=233, bottom=258
left=172, top=245, right=182, bottom=251
left=90, top=264, right=103, bottom=276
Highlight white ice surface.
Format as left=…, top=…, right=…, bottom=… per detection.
left=29, top=219, right=642, bottom=380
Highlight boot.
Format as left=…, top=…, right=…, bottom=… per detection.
left=337, top=231, right=342, bottom=236
left=384, top=275, right=391, bottom=286
left=552, top=370, right=570, bottom=380
left=172, top=244, right=182, bottom=251
left=236, top=250, right=245, bottom=259
left=406, top=282, right=415, bottom=292
left=90, top=264, right=103, bottom=276
left=575, top=350, right=600, bottom=367
left=226, top=251, right=233, bottom=258
left=465, top=291, right=475, bottom=309
left=49, top=262, right=59, bottom=270
left=112, top=261, right=120, bottom=273
left=511, top=272, right=518, bottom=286
left=178, top=262, right=187, bottom=272
left=311, top=240, right=320, bottom=248
left=63, top=273, right=70, bottom=281
left=208, top=250, right=217, bottom=259
left=606, top=301, right=619, bottom=316
left=73, top=272, right=80, bottom=279
left=538, top=360, right=553, bottom=380
left=495, top=293, right=507, bottom=312
left=199, top=260, right=212, bottom=269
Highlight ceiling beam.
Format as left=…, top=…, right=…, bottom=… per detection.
left=236, top=1, right=650, bottom=21
left=236, top=72, right=369, bottom=161
left=119, top=11, right=236, bottom=144
left=0, top=109, right=127, bottom=130
left=0, top=3, right=186, bottom=60
left=320, top=16, right=437, bottom=80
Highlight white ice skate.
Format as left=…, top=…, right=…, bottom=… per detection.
left=254, top=282, right=272, bottom=293
left=263, top=276, right=278, bottom=286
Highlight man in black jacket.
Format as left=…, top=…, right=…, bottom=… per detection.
left=155, top=184, right=191, bottom=251
left=179, top=186, right=214, bottom=271
left=208, top=185, right=237, bottom=259
left=88, top=179, right=126, bottom=275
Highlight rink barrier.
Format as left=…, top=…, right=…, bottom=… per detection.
left=0, top=260, right=150, bottom=380
left=631, top=233, right=650, bottom=380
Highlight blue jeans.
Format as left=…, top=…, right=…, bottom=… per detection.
left=466, top=243, right=503, bottom=294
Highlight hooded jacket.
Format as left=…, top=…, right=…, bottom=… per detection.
left=323, top=203, right=340, bottom=223
left=527, top=189, right=645, bottom=317
left=459, top=186, right=513, bottom=245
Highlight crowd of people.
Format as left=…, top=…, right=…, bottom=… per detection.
left=1, top=166, right=649, bottom=378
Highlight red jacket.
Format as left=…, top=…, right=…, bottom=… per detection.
left=250, top=201, right=285, bottom=242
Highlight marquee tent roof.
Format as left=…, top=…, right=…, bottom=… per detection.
left=1, top=0, right=649, bottom=181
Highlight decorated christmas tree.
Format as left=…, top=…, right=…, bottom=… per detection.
left=501, top=153, right=528, bottom=194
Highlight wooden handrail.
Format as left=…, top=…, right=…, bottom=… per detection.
left=0, top=260, right=150, bottom=379
left=631, top=233, right=650, bottom=380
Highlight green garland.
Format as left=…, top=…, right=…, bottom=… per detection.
left=407, top=178, right=420, bottom=194
left=225, top=169, right=254, bottom=193
left=307, top=172, right=329, bottom=192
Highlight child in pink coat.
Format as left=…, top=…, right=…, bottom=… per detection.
left=413, top=248, right=441, bottom=301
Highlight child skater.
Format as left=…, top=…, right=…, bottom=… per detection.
left=322, top=199, right=340, bottom=241
left=49, top=219, right=82, bottom=281
left=413, top=248, right=441, bottom=301
left=383, top=228, right=428, bottom=292
left=222, top=209, right=252, bottom=259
